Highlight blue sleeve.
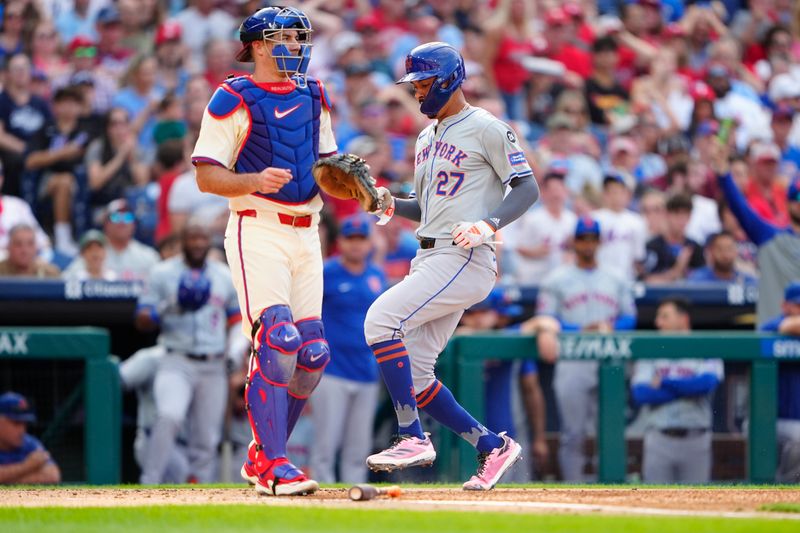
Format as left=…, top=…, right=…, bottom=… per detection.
left=631, top=384, right=676, bottom=406
left=135, top=304, right=160, bottom=325
left=717, top=172, right=777, bottom=246
left=520, top=359, right=538, bottom=375
left=759, top=316, right=783, bottom=332
left=661, top=373, right=720, bottom=397
left=613, top=314, right=636, bottom=331
left=559, top=319, right=581, bottom=331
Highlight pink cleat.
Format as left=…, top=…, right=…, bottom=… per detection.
left=462, top=432, right=522, bottom=491
left=240, top=440, right=259, bottom=485
left=366, top=433, right=436, bottom=472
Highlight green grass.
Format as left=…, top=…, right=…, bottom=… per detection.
left=761, top=503, right=800, bottom=514
left=4, top=482, right=799, bottom=490
left=1, top=505, right=797, bottom=533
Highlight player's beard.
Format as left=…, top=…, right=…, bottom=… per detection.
left=790, top=204, right=800, bottom=227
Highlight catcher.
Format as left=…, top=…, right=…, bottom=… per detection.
left=135, top=221, right=242, bottom=484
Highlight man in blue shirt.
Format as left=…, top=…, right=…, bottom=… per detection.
left=309, top=214, right=386, bottom=483
left=0, top=392, right=60, bottom=484
left=760, top=281, right=800, bottom=483
left=686, top=230, right=757, bottom=285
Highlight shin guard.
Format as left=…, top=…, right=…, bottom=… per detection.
left=287, top=318, right=330, bottom=436
left=245, top=305, right=301, bottom=462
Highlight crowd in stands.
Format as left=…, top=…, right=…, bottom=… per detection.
left=1, top=0, right=800, bottom=484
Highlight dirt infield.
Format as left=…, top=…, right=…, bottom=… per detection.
left=2, top=487, right=800, bottom=518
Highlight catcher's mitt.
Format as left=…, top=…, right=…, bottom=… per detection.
left=312, top=154, right=381, bottom=212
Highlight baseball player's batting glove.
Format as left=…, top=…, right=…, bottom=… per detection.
left=312, top=153, right=382, bottom=212
left=451, top=220, right=496, bottom=249
left=369, top=187, right=395, bottom=226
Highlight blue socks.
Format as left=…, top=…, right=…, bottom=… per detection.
left=371, top=340, right=424, bottom=439
left=417, top=379, right=503, bottom=453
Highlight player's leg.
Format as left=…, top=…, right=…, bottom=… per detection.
left=225, top=213, right=316, bottom=495
left=185, top=360, right=227, bottom=483
left=140, top=357, right=193, bottom=484
left=163, top=442, right=191, bottom=484
left=553, top=361, right=594, bottom=482
left=405, top=312, right=521, bottom=490
left=339, top=379, right=380, bottom=483
left=642, top=428, right=676, bottom=483
left=776, top=419, right=800, bottom=483
left=364, top=248, right=495, bottom=470
left=308, top=374, right=350, bottom=483
left=287, top=223, right=329, bottom=436
left=676, top=431, right=713, bottom=483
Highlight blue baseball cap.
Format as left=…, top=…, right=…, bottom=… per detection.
left=788, top=179, right=800, bottom=203
left=575, top=216, right=600, bottom=238
left=785, top=282, right=800, bottom=304
left=340, top=215, right=371, bottom=238
left=96, top=5, right=121, bottom=25
left=0, top=392, right=36, bottom=423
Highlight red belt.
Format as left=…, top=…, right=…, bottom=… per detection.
left=237, top=210, right=312, bottom=228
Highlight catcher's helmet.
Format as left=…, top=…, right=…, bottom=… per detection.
left=236, top=6, right=312, bottom=78
left=177, top=268, right=211, bottom=312
left=397, top=42, right=465, bottom=118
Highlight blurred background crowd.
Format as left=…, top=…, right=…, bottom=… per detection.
left=1, top=0, right=800, bottom=486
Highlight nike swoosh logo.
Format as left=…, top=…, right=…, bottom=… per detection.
left=274, top=104, right=302, bottom=119
left=283, top=333, right=297, bottom=343
left=309, top=353, right=324, bottom=362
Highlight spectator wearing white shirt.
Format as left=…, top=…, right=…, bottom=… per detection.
left=0, top=164, right=51, bottom=262
left=63, top=199, right=158, bottom=281
left=510, top=162, right=576, bottom=286
left=593, top=174, right=648, bottom=283
left=62, top=229, right=116, bottom=281
left=166, top=170, right=227, bottom=238
left=170, top=0, right=236, bottom=72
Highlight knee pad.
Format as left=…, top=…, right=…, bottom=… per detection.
left=251, top=305, right=301, bottom=386
left=289, top=318, right=330, bottom=399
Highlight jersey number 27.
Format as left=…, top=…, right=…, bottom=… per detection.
left=435, top=171, right=465, bottom=196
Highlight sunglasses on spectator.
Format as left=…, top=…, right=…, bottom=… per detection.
left=109, top=212, right=135, bottom=224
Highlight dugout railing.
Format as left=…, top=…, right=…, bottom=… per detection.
left=439, top=332, right=789, bottom=484
left=0, top=326, right=120, bottom=484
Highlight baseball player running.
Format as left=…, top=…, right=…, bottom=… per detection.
left=364, top=42, right=540, bottom=490
left=191, top=6, right=336, bottom=495
left=135, top=222, right=240, bottom=484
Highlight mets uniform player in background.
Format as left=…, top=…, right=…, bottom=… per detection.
left=364, top=42, right=540, bottom=490
left=310, top=215, right=386, bottom=483
left=631, top=298, right=723, bottom=483
left=191, top=6, right=336, bottom=495
left=135, top=222, right=241, bottom=484
left=535, top=216, right=636, bottom=481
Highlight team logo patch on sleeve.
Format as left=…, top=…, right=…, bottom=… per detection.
left=508, top=151, right=528, bottom=166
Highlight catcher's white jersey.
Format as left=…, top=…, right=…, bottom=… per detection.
left=412, top=105, right=533, bottom=238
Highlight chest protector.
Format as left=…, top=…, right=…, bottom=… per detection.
left=224, top=76, right=323, bottom=204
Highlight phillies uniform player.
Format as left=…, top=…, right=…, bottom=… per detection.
left=191, top=6, right=335, bottom=496
left=535, top=216, right=636, bottom=481
left=364, top=42, right=540, bottom=490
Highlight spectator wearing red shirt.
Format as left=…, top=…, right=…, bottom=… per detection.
left=154, top=139, right=186, bottom=244
left=543, top=8, right=591, bottom=84
left=484, top=0, right=536, bottom=120
left=745, top=141, right=789, bottom=227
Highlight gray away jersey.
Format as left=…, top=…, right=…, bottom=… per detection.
left=138, top=257, right=239, bottom=355
left=412, top=105, right=533, bottom=238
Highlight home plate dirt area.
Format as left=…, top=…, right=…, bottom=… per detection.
left=2, top=487, right=800, bottom=519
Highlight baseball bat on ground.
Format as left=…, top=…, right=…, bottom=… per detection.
left=348, top=484, right=402, bottom=501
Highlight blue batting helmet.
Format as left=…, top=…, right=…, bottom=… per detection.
left=177, top=268, right=211, bottom=312
left=396, top=42, right=465, bottom=118
left=236, top=6, right=312, bottom=78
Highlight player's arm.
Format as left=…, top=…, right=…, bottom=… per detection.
left=135, top=268, right=167, bottom=332
left=394, top=198, right=422, bottom=221
left=779, top=316, right=800, bottom=336
left=660, top=373, right=721, bottom=397
left=16, top=462, right=61, bottom=484
left=630, top=362, right=676, bottom=406
left=0, top=449, right=56, bottom=484
left=519, top=363, right=548, bottom=469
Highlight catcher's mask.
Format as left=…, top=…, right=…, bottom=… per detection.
left=236, top=6, right=312, bottom=81
left=396, top=42, right=465, bottom=119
